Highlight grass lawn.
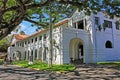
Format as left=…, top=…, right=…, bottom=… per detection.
left=97, top=62, right=120, bottom=68
left=12, top=60, right=75, bottom=72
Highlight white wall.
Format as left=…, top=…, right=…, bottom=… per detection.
left=61, top=27, right=93, bottom=64
left=93, top=12, right=120, bottom=62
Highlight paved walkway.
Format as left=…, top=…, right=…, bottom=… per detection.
left=0, top=64, right=120, bottom=80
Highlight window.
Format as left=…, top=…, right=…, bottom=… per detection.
left=78, top=20, right=84, bottom=29
left=104, top=20, right=112, bottom=28
left=95, top=17, right=99, bottom=25
left=32, top=39, right=33, bottom=43
left=35, top=37, right=37, bottom=42
left=105, top=41, right=112, bottom=48
left=12, top=44, right=15, bottom=47
left=74, top=20, right=84, bottom=29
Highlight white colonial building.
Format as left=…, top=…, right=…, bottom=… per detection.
left=8, top=10, right=120, bottom=64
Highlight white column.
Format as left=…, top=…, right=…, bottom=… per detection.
left=37, top=49, right=40, bottom=60
left=84, top=19, right=86, bottom=30
left=42, top=46, right=45, bottom=61
left=41, top=35, right=44, bottom=62
left=76, top=22, right=78, bottom=29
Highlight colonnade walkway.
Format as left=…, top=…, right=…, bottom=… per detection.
left=0, top=64, right=120, bottom=80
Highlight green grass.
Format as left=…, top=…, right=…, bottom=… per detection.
left=97, top=61, right=120, bottom=65
left=97, top=61, right=120, bottom=68
left=12, top=60, right=75, bottom=72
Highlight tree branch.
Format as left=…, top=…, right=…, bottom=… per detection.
left=4, top=0, right=52, bottom=12
left=24, top=17, right=49, bottom=27
left=57, top=0, right=87, bottom=7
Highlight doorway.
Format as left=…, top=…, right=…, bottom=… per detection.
left=69, top=38, right=84, bottom=63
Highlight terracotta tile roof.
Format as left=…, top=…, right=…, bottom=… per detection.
left=10, top=34, right=28, bottom=46
left=10, top=19, right=68, bottom=46
left=11, top=18, right=69, bottom=45
left=53, top=19, right=68, bottom=28
left=14, top=34, right=28, bottom=40
left=21, top=19, right=68, bottom=41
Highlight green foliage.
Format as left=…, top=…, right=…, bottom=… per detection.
left=46, top=64, right=75, bottom=72
left=97, top=62, right=120, bottom=68
left=97, top=62, right=120, bottom=65
left=12, top=60, right=75, bottom=72
left=12, top=60, right=29, bottom=66
left=6, top=0, right=17, bottom=7
left=0, top=59, right=3, bottom=65
left=26, top=2, right=75, bottom=29
left=0, top=0, right=120, bottom=39
left=0, top=38, right=10, bottom=52
left=1, top=0, right=16, bottom=22
left=3, top=11, right=15, bottom=22
left=20, top=31, right=26, bottom=35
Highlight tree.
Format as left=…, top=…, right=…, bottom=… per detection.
left=20, top=30, right=26, bottom=35
left=0, top=38, right=10, bottom=52
left=0, top=0, right=120, bottom=40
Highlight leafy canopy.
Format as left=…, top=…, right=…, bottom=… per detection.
left=0, top=0, right=119, bottom=39
left=0, top=38, right=10, bottom=52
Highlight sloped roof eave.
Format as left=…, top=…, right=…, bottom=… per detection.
left=13, top=18, right=69, bottom=43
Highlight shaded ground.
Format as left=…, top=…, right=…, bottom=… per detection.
left=0, top=64, right=120, bottom=80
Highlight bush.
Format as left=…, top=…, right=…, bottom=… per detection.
left=0, top=59, right=3, bottom=65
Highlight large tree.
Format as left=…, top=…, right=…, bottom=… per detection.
left=0, top=0, right=120, bottom=40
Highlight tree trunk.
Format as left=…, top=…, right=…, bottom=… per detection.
left=48, top=6, right=53, bottom=67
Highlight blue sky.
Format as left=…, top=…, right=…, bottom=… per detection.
left=19, top=21, right=38, bottom=35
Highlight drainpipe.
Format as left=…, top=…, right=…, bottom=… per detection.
left=92, top=13, right=97, bottom=63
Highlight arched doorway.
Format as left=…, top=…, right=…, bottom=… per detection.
left=69, top=38, right=84, bottom=63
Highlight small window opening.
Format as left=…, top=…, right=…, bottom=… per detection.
left=78, top=20, right=84, bottom=29
left=105, top=41, right=112, bottom=48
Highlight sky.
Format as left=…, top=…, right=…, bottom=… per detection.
left=11, top=21, right=38, bottom=35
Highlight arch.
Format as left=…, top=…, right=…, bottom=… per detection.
left=14, top=51, right=22, bottom=60
left=29, top=50, right=33, bottom=62
left=27, top=50, right=30, bottom=60
left=105, top=40, right=112, bottom=48
left=69, top=38, right=84, bottom=63
left=24, top=51, right=27, bottom=60
left=35, top=49, right=37, bottom=60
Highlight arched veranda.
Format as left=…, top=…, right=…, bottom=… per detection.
left=13, top=50, right=22, bottom=60
left=69, top=38, right=84, bottom=63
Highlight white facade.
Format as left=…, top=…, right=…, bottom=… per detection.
left=8, top=10, right=120, bottom=64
